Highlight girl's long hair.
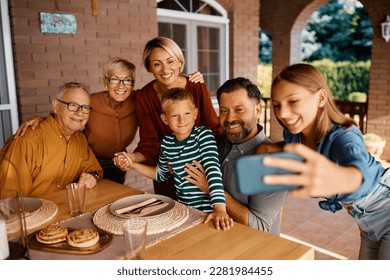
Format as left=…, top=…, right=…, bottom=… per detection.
left=271, top=63, right=356, bottom=143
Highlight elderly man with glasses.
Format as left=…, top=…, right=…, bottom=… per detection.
left=0, top=82, right=102, bottom=197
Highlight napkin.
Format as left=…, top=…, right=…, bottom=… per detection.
left=115, top=198, right=159, bottom=214
left=118, top=202, right=170, bottom=218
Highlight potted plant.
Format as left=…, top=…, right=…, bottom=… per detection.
left=363, top=133, right=386, bottom=161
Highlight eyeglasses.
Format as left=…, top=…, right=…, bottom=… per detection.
left=56, top=99, right=93, bottom=114
left=105, top=76, right=133, bottom=86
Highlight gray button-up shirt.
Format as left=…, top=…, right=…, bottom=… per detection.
left=219, top=125, right=287, bottom=234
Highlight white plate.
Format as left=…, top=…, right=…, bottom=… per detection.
left=109, top=194, right=175, bottom=218
left=22, top=197, right=43, bottom=214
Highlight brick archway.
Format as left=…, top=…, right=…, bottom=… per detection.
left=290, top=0, right=329, bottom=64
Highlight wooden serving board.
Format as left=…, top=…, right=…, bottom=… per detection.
left=28, top=228, right=113, bottom=255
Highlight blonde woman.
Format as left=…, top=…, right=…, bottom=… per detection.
left=114, top=37, right=222, bottom=198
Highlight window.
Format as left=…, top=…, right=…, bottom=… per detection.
left=157, top=0, right=229, bottom=95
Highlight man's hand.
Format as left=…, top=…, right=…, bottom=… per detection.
left=78, top=172, right=98, bottom=189
left=255, top=142, right=283, bottom=154
left=184, top=160, right=209, bottom=193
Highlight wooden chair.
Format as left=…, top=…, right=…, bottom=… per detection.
left=335, top=101, right=367, bottom=134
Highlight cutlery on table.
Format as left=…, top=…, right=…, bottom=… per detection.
left=123, top=200, right=165, bottom=215
left=115, top=198, right=163, bottom=215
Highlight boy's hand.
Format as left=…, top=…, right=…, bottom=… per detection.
left=204, top=204, right=233, bottom=231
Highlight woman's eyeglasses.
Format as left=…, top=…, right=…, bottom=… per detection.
left=56, top=99, right=93, bottom=114
left=105, top=77, right=133, bottom=86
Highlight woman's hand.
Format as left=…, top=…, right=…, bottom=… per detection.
left=188, top=71, right=204, bottom=83
left=204, top=204, right=234, bottom=230
left=184, top=160, right=209, bottom=193
left=262, top=143, right=362, bottom=197
left=14, top=116, right=43, bottom=137
left=113, top=152, right=134, bottom=171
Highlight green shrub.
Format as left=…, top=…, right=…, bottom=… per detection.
left=257, top=63, right=272, bottom=98
left=310, top=59, right=370, bottom=101
left=348, top=92, right=367, bottom=102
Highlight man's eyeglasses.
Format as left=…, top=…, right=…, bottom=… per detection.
left=105, top=76, right=133, bottom=87
left=56, top=99, right=93, bottom=114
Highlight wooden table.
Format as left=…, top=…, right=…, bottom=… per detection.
left=145, top=221, right=314, bottom=260
left=38, top=179, right=314, bottom=260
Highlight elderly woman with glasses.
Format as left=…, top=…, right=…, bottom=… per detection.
left=84, top=57, right=138, bottom=183
left=0, top=82, right=102, bottom=197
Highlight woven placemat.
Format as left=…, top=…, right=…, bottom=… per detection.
left=7, top=199, right=58, bottom=235
left=93, top=202, right=189, bottom=235
left=25, top=199, right=58, bottom=231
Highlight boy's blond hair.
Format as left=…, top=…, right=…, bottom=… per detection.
left=161, top=87, right=195, bottom=114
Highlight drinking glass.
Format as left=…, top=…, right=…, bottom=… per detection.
left=65, top=183, right=86, bottom=216
left=122, top=219, right=147, bottom=260
left=0, top=189, right=27, bottom=259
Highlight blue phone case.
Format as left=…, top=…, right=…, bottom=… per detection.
left=235, top=152, right=303, bottom=195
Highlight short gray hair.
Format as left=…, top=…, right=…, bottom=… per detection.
left=56, top=82, right=91, bottom=99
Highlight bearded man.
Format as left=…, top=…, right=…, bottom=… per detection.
left=186, top=77, right=287, bottom=234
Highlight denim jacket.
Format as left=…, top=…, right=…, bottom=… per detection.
left=283, top=124, right=385, bottom=212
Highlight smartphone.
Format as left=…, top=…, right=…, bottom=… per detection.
left=235, top=152, right=303, bottom=195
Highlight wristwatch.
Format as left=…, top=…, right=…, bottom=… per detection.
left=89, top=171, right=100, bottom=182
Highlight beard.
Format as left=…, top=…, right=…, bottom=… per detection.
left=223, top=119, right=257, bottom=144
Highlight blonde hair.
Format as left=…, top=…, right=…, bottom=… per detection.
left=271, top=63, right=356, bottom=143
left=142, top=37, right=185, bottom=73
left=102, top=57, right=136, bottom=82
left=161, top=87, right=195, bottom=114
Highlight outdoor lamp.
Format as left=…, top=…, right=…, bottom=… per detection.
left=381, top=15, right=390, bottom=42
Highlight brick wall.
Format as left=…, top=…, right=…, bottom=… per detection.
left=260, top=0, right=390, bottom=161
left=219, top=0, right=259, bottom=83
left=9, top=0, right=259, bottom=121
left=10, top=0, right=157, bottom=121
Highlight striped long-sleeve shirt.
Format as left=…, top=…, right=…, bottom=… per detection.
left=156, top=126, right=225, bottom=212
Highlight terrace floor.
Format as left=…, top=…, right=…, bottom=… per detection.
left=280, top=193, right=360, bottom=260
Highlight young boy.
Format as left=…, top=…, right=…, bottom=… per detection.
left=117, top=87, right=233, bottom=230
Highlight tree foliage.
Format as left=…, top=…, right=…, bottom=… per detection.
left=260, top=1, right=373, bottom=63
left=259, top=29, right=272, bottom=64
left=302, top=0, right=372, bottom=62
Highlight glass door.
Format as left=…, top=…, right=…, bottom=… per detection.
left=0, top=0, right=19, bottom=147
